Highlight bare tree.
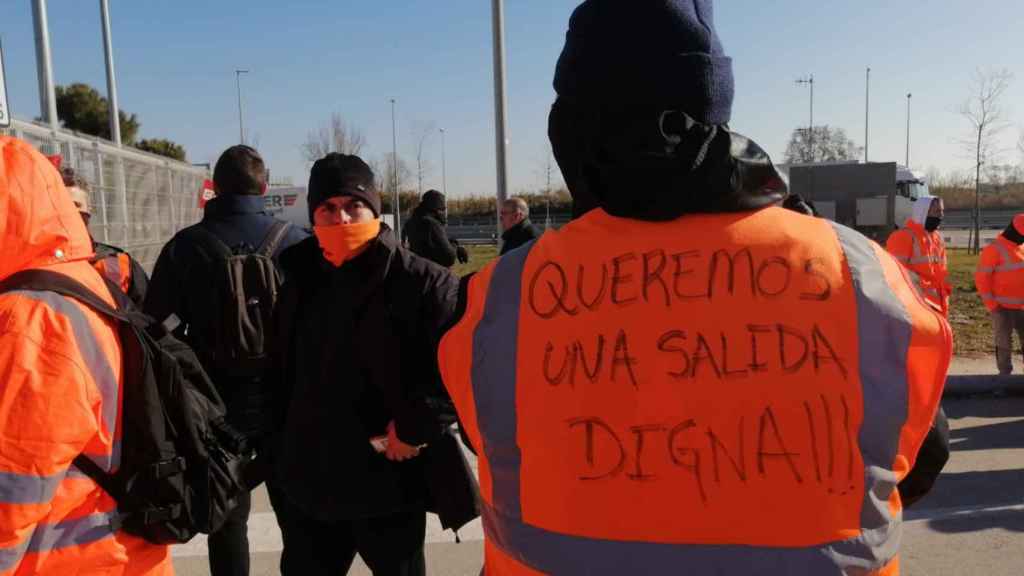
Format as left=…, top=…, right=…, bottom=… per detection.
left=960, top=68, right=1013, bottom=253
left=784, top=126, right=862, bottom=164
left=301, top=113, right=366, bottom=162
left=372, top=153, right=412, bottom=202
left=410, top=121, right=436, bottom=195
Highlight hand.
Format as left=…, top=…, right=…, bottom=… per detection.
left=456, top=246, right=469, bottom=264
left=385, top=421, right=421, bottom=462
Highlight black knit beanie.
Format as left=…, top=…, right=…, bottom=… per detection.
left=307, top=153, right=380, bottom=222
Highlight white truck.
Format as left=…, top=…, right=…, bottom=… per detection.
left=778, top=162, right=930, bottom=240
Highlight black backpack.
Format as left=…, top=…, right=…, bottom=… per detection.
left=180, top=222, right=290, bottom=433
left=0, top=270, right=250, bottom=545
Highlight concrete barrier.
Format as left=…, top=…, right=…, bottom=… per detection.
left=944, top=374, right=1024, bottom=397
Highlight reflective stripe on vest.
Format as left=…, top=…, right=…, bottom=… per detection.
left=7, top=290, right=120, bottom=441
left=467, top=224, right=909, bottom=575
left=982, top=241, right=1024, bottom=274
left=0, top=512, right=117, bottom=571
left=5, top=290, right=121, bottom=487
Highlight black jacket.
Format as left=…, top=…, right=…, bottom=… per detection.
left=500, top=219, right=543, bottom=255
left=143, top=194, right=308, bottom=327
left=404, top=208, right=458, bottom=268
left=265, top=229, right=476, bottom=525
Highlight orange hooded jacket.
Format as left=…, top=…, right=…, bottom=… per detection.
left=0, top=137, right=172, bottom=575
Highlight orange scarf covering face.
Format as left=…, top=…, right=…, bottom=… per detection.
left=313, top=219, right=381, bottom=267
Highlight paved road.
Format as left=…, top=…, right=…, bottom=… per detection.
left=173, top=392, right=1024, bottom=575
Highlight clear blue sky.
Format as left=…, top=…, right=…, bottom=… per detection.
left=2, top=1, right=1022, bottom=197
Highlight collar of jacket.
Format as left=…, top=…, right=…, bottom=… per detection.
left=502, top=218, right=532, bottom=240
left=203, top=194, right=266, bottom=219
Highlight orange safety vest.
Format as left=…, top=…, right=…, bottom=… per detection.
left=886, top=221, right=949, bottom=315
left=975, top=235, right=1024, bottom=311
left=0, top=135, right=171, bottom=575
left=440, top=207, right=951, bottom=575
left=92, top=251, right=133, bottom=296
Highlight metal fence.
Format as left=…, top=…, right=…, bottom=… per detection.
left=1, top=118, right=208, bottom=272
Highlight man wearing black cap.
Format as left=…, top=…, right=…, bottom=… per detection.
left=145, top=145, right=306, bottom=576
left=263, top=154, right=472, bottom=575
left=403, top=189, right=468, bottom=268
left=437, top=1, right=950, bottom=574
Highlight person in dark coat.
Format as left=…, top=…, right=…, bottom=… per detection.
left=499, top=197, right=543, bottom=255
left=263, top=154, right=474, bottom=575
left=144, top=145, right=306, bottom=576
left=403, top=189, right=468, bottom=267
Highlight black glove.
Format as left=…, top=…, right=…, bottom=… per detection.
left=456, top=245, right=469, bottom=264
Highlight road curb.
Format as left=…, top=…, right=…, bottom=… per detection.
left=944, top=375, right=1024, bottom=397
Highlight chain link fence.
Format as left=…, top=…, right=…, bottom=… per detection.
left=2, top=119, right=208, bottom=272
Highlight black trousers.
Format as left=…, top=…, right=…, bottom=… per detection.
left=208, top=489, right=252, bottom=576
left=269, top=482, right=427, bottom=576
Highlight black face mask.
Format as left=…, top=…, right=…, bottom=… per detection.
left=925, top=217, right=942, bottom=232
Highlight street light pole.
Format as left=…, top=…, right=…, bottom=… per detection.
left=99, top=0, right=121, bottom=146
left=391, top=98, right=401, bottom=240
left=440, top=127, right=448, bottom=212
left=796, top=75, right=814, bottom=162
left=31, top=0, right=58, bottom=130
left=235, top=69, right=249, bottom=145
left=865, top=67, right=870, bottom=163
left=905, top=93, right=912, bottom=168
left=491, top=0, right=510, bottom=239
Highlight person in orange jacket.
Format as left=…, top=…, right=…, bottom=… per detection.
left=0, top=136, right=172, bottom=575
left=976, top=215, right=1024, bottom=374
left=886, top=196, right=950, bottom=314
left=61, top=166, right=150, bottom=308
left=437, top=2, right=951, bottom=574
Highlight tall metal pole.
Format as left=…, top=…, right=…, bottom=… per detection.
left=491, top=0, right=510, bottom=238
left=32, top=0, right=58, bottom=130
left=796, top=75, right=814, bottom=162
left=391, top=98, right=401, bottom=239
left=440, top=127, right=448, bottom=212
left=235, top=70, right=249, bottom=145
left=905, top=93, right=912, bottom=168
left=865, top=67, right=870, bottom=163
left=810, top=76, right=814, bottom=162
left=99, top=0, right=121, bottom=146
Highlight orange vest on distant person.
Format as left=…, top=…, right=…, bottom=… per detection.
left=440, top=207, right=951, bottom=575
left=886, top=220, right=949, bottom=315
left=92, top=251, right=132, bottom=295
left=976, top=232, right=1024, bottom=311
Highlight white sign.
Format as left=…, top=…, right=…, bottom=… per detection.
left=263, top=186, right=310, bottom=229
left=0, top=40, right=10, bottom=128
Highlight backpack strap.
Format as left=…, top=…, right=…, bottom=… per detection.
left=257, top=221, right=291, bottom=259
left=0, top=269, right=129, bottom=321
left=180, top=225, right=235, bottom=261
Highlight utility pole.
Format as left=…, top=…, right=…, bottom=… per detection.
left=906, top=93, right=913, bottom=168
left=32, top=0, right=58, bottom=130
left=491, top=0, right=510, bottom=238
left=235, top=69, right=249, bottom=145
left=391, top=98, right=401, bottom=240
left=440, top=127, right=448, bottom=213
left=865, top=67, right=870, bottom=163
left=796, top=75, right=815, bottom=162
left=99, top=0, right=121, bottom=146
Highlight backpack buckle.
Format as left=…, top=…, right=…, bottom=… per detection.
left=151, top=457, right=187, bottom=479
left=141, top=503, right=183, bottom=525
